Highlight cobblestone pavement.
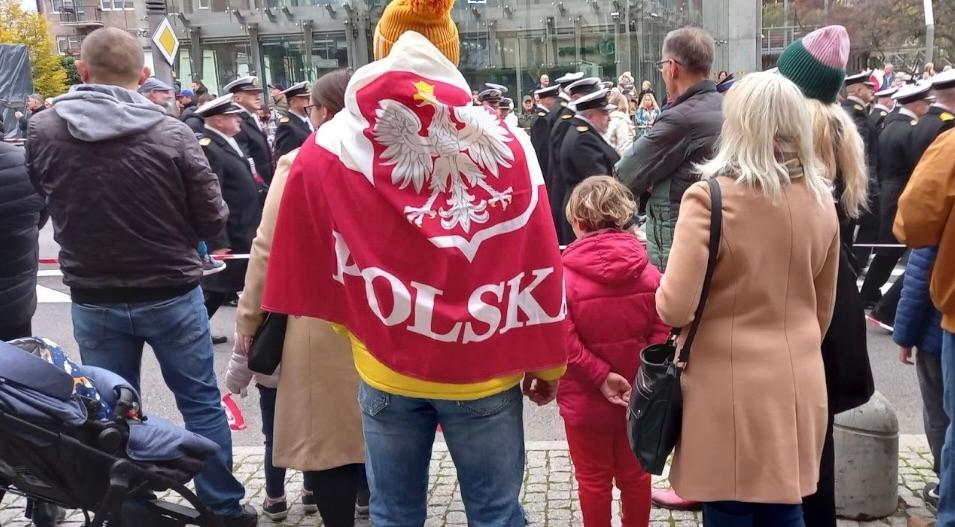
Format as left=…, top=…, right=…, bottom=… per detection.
left=0, top=439, right=938, bottom=526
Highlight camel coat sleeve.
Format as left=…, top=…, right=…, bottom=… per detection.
left=656, top=181, right=713, bottom=328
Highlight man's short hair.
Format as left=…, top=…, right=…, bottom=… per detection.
left=663, top=26, right=715, bottom=77
left=28, top=93, right=43, bottom=103
left=80, top=27, right=144, bottom=85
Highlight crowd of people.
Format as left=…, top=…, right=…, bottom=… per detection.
left=2, top=0, right=955, bottom=524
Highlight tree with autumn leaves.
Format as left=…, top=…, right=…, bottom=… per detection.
left=764, top=0, right=953, bottom=72
left=0, top=0, right=67, bottom=97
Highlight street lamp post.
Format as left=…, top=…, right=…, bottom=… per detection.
left=924, top=0, right=935, bottom=64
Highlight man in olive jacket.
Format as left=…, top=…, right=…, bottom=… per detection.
left=616, top=27, right=723, bottom=271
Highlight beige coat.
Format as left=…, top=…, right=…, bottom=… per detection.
left=657, top=174, right=839, bottom=504
left=236, top=151, right=364, bottom=471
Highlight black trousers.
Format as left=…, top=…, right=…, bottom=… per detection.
left=802, top=412, right=836, bottom=527
left=303, top=464, right=363, bottom=527
left=852, top=208, right=881, bottom=271
left=859, top=247, right=906, bottom=305
left=870, top=274, right=904, bottom=326
left=204, top=291, right=230, bottom=319
left=0, top=321, right=32, bottom=342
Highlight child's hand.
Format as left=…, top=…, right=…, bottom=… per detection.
left=600, top=372, right=632, bottom=408
left=899, top=347, right=914, bottom=365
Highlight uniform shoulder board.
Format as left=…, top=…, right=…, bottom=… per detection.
left=941, top=112, right=955, bottom=122
left=576, top=125, right=589, bottom=133
left=538, top=110, right=547, bottom=117
left=854, top=104, right=864, bottom=112
left=561, top=113, right=573, bottom=120
left=880, top=111, right=887, bottom=117
left=910, top=120, right=918, bottom=126
left=560, top=101, right=568, bottom=108
left=279, top=116, right=290, bottom=123
left=199, top=137, right=211, bottom=146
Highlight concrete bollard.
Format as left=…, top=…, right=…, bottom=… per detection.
left=834, top=391, right=900, bottom=520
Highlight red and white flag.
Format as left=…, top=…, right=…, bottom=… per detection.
left=262, top=32, right=566, bottom=384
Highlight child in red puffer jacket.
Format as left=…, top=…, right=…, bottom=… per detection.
left=559, top=176, right=669, bottom=527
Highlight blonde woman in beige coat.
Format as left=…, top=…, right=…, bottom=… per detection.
left=656, top=72, right=840, bottom=526
left=234, top=70, right=365, bottom=527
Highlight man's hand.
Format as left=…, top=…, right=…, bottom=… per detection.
left=14, top=111, right=23, bottom=120
left=522, top=375, right=558, bottom=406
left=899, top=346, right=914, bottom=365
left=235, top=332, right=253, bottom=356
left=600, top=372, right=632, bottom=407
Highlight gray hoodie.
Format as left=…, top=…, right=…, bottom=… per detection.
left=53, top=84, right=166, bottom=142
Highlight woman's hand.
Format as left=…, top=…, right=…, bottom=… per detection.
left=235, top=332, right=253, bottom=356
left=600, top=372, right=632, bottom=407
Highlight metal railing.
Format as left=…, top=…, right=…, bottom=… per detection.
left=59, top=5, right=104, bottom=25
left=762, top=25, right=821, bottom=54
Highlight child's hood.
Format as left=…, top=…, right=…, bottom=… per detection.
left=561, top=230, right=650, bottom=285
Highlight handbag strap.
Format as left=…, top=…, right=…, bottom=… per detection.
left=676, top=176, right=723, bottom=365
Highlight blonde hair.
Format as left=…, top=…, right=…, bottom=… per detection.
left=565, top=176, right=636, bottom=231
left=641, top=92, right=660, bottom=110
left=608, top=89, right=630, bottom=114
left=698, top=72, right=830, bottom=204
left=805, top=98, right=868, bottom=218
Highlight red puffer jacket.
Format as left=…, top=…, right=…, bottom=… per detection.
left=557, top=229, right=669, bottom=430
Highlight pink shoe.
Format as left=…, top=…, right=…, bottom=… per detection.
left=651, top=488, right=702, bottom=511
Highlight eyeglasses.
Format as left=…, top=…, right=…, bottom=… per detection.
left=304, top=104, right=320, bottom=114
left=655, top=58, right=681, bottom=72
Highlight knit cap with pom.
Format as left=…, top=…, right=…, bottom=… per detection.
left=374, top=0, right=459, bottom=65
left=777, top=25, right=849, bottom=103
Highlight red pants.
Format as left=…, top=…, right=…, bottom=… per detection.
left=565, top=424, right=651, bottom=527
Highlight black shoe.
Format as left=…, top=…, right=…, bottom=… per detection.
left=300, top=492, right=317, bottom=515
left=923, top=482, right=939, bottom=510
left=262, top=496, right=288, bottom=521
left=221, top=504, right=258, bottom=527
left=212, top=335, right=228, bottom=345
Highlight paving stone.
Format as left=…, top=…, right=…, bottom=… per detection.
left=0, top=444, right=939, bottom=526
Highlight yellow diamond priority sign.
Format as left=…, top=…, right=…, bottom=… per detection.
left=152, top=17, right=179, bottom=66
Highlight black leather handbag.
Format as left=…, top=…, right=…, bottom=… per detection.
left=248, top=312, right=288, bottom=375
left=627, top=177, right=722, bottom=475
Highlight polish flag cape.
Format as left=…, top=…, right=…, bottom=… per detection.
left=261, top=32, right=567, bottom=384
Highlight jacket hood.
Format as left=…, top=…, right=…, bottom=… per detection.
left=562, top=230, right=649, bottom=285
left=53, top=84, right=167, bottom=142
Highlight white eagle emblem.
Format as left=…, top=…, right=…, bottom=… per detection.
left=373, top=81, right=516, bottom=233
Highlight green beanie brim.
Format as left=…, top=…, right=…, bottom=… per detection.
left=777, top=40, right=846, bottom=104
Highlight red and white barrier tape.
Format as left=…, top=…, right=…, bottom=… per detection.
left=35, top=243, right=909, bottom=266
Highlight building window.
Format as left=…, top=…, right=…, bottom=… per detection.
left=50, top=0, right=63, bottom=13
left=101, top=0, right=133, bottom=10
left=198, top=0, right=209, bottom=9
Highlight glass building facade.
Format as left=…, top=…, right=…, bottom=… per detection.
left=168, top=0, right=716, bottom=97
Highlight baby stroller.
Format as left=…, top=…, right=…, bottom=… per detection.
left=0, top=337, right=222, bottom=527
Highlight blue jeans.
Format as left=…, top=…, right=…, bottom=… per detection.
left=72, top=287, right=245, bottom=517
left=359, top=382, right=526, bottom=527
left=258, top=385, right=316, bottom=499
left=938, top=330, right=955, bottom=526
left=704, top=501, right=806, bottom=527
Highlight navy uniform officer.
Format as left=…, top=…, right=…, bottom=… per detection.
left=548, top=77, right=603, bottom=235
left=529, top=85, right=560, bottom=192
left=859, top=82, right=933, bottom=307
left=554, top=88, right=620, bottom=245
left=842, top=71, right=881, bottom=271
left=911, top=69, right=955, bottom=164
left=224, top=75, right=275, bottom=184
left=869, top=86, right=898, bottom=132
left=195, top=94, right=263, bottom=319
left=273, top=81, right=313, bottom=158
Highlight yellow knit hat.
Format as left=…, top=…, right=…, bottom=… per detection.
left=374, top=0, right=459, bottom=65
